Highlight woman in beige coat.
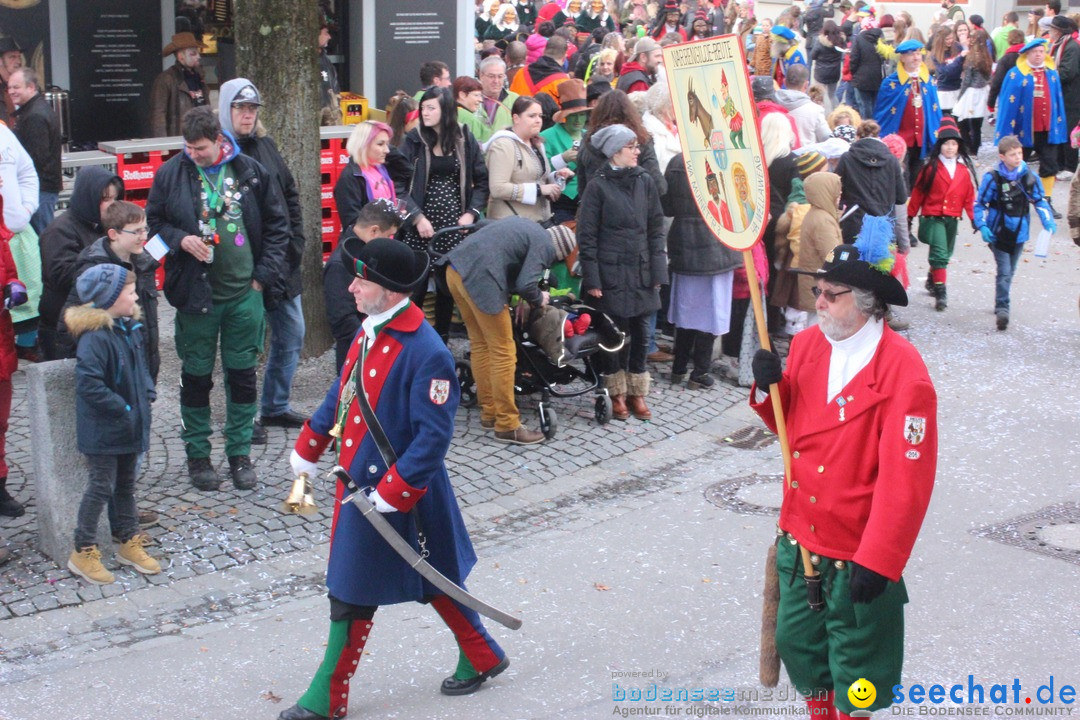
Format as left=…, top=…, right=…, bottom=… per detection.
left=484, top=96, right=572, bottom=223
left=795, top=172, right=843, bottom=314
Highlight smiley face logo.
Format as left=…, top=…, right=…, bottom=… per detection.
left=848, top=678, right=877, bottom=709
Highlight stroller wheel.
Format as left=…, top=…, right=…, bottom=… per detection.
left=538, top=403, right=558, bottom=440
left=455, top=360, right=477, bottom=408
left=594, top=394, right=613, bottom=425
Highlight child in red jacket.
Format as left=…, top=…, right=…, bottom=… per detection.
left=907, top=117, right=977, bottom=311
left=0, top=195, right=29, bottom=519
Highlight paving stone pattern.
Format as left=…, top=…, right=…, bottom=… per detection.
left=0, top=311, right=746, bottom=621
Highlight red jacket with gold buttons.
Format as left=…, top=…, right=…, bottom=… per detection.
left=907, top=157, right=976, bottom=222
left=750, top=325, right=937, bottom=582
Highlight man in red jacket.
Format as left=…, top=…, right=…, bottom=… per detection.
left=751, top=244, right=937, bottom=720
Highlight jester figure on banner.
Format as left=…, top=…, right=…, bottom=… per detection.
left=874, top=40, right=942, bottom=182
left=719, top=69, right=747, bottom=150
left=770, top=26, right=806, bottom=90
left=994, top=38, right=1069, bottom=205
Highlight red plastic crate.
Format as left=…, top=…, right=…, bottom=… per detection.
left=115, top=151, right=165, bottom=190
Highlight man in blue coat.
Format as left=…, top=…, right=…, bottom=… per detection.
left=874, top=40, right=943, bottom=182
left=994, top=38, right=1069, bottom=217
left=280, top=238, right=509, bottom=720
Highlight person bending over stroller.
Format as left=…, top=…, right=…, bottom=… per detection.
left=439, top=218, right=577, bottom=445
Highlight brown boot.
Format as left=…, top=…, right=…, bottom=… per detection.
left=611, top=394, right=630, bottom=421
left=605, top=371, right=629, bottom=420
left=627, top=372, right=652, bottom=420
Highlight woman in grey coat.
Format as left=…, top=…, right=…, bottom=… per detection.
left=577, top=124, right=667, bottom=422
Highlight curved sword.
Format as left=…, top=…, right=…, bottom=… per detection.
left=330, top=465, right=523, bottom=631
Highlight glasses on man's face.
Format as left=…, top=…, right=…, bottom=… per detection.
left=811, top=286, right=853, bottom=303
left=482, top=73, right=506, bottom=81
left=119, top=227, right=149, bottom=237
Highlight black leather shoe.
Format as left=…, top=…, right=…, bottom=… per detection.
left=250, top=421, right=267, bottom=445
left=440, top=656, right=510, bottom=696
left=277, top=704, right=329, bottom=720
left=261, top=410, right=308, bottom=428
left=0, top=487, right=25, bottom=517
left=228, top=455, right=258, bottom=490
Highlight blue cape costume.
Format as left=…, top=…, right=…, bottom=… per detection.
left=874, top=62, right=942, bottom=158
left=993, top=55, right=1068, bottom=147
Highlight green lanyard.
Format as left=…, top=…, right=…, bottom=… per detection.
left=197, top=165, right=227, bottom=241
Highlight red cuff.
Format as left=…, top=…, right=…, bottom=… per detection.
left=375, top=463, right=427, bottom=512
left=294, top=421, right=333, bottom=463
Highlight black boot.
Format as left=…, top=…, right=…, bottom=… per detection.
left=934, top=284, right=948, bottom=312
left=228, top=455, right=258, bottom=490
left=188, top=458, right=221, bottom=491
left=925, top=272, right=934, bottom=295
left=687, top=332, right=717, bottom=390
left=440, top=656, right=511, bottom=696
left=0, top=477, right=25, bottom=517
left=277, top=705, right=329, bottom=720
left=671, top=328, right=695, bottom=379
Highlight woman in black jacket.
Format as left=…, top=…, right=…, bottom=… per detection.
left=577, top=124, right=666, bottom=422
left=811, top=21, right=846, bottom=111
left=662, top=154, right=742, bottom=390
left=332, top=120, right=412, bottom=230
left=575, top=89, right=667, bottom=202
left=399, top=87, right=489, bottom=341
left=847, top=26, right=885, bottom=120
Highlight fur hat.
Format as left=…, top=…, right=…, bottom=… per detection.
left=339, top=237, right=430, bottom=293
left=590, top=123, right=637, bottom=158
left=547, top=224, right=577, bottom=260
left=76, top=264, right=130, bottom=309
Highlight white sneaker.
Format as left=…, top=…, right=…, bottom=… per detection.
left=1056, top=170, right=1074, bottom=181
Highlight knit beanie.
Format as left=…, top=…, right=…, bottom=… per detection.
left=547, top=224, right=577, bottom=260
left=76, top=264, right=130, bottom=310
left=590, top=123, right=637, bottom=158
left=796, top=151, right=827, bottom=178
left=880, top=133, right=908, bottom=161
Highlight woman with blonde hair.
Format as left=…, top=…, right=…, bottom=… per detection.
left=333, top=120, right=411, bottom=229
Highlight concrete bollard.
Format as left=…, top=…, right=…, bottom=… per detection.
left=25, top=360, right=112, bottom=566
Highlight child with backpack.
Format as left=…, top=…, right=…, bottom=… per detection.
left=974, top=134, right=1056, bottom=331
left=907, top=117, right=978, bottom=311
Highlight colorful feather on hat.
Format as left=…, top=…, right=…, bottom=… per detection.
left=854, top=214, right=896, bottom=274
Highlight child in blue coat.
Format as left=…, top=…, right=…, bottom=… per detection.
left=64, top=264, right=160, bottom=584
left=973, top=135, right=1056, bottom=331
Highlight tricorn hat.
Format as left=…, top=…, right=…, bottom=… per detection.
left=162, top=32, right=206, bottom=57
left=340, top=236, right=430, bottom=293
left=553, top=79, right=590, bottom=122
left=797, top=244, right=908, bottom=306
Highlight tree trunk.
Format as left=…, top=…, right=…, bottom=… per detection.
left=235, top=0, right=332, bottom=358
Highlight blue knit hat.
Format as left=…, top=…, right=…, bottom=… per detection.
left=895, top=39, right=924, bottom=54
left=76, top=264, right=130, bottom=309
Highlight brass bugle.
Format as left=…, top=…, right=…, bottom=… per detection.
left=281, top=472, right=318, bottom=515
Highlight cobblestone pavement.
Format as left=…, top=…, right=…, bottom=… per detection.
left=0, top=303, right=754, bottom=621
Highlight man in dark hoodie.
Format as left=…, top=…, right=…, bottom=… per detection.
left=38, top=166, right=124, bottom=361
left=835, top=120, right=909, bottom=242
left=218, top=78, right=309, bottom=435
left=848, top=22, right=886, bottom=121
left=146, top=106, right=289, bottom=493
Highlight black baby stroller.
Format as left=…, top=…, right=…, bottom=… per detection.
left=427, top=225, right=625, bottom=440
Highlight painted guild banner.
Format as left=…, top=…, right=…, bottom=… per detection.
left=662, top=36, right=769, bottom=251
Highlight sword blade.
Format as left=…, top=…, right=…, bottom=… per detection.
left=332, top=466, right=523, bottom=631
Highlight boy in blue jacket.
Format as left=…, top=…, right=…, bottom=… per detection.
left=973, top=135, right=1056, bottom=331
left=64, top=264, right=161, bottom=584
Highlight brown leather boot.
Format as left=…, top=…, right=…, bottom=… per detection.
left=626, top=394, right=651, bottom=420
left=611, top=394, right=630, bottom=421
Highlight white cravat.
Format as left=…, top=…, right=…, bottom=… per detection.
left=824, top=317, right=884, bottom=403
left=940, top=156, right=958, bottom=178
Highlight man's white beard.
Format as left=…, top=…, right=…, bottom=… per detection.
left=818, top=311, right=859, bottom=341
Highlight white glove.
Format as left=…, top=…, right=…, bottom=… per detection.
left=369, top=489, right=397, bottom=513
left=290, top=449, right=318, bottom=478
